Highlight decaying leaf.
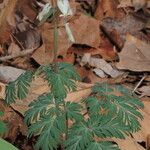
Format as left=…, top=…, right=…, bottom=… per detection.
left=116, top=34, right=150, bottom=71
left=7, top=42, right=21, bottom=56
left=118, top=0, right=132, bottom=8
left=14, top=29, right=41, bottom=49
left=70, top=46, right=117, bottom=61
left=32, top=44, right=53, bottom=65
left=0, top=82, right=5, bottom=99
left=32, top=23, right=71, bottom=64
left=33, top=13, right=100, bottom=65
left=101, top=14, right=146, bottom=48
left=138, top=86, right=150, bottom=97
left=0, top=100, right=27, bottom=142
left=118, top=0, right=147, bottom=11
left=81, top=53, right=123, bottom=78
left=0, top=0, right=17, bottom=43
left=17, top=0, right=37, bottom=21
left=132, top=99, right=150, bottom=145
left=93, top=68, right=106, bottom=78
left=69, top=14, right=100, bottom=47
left=95, top=0, right=122, bottom=20
left=0, top=66, right=25, bottom=83
left=132, top=0, right=146, bottom=11
left=76, top=65, right=108, bottom=83
left=113, top=137, right=146, bottom=150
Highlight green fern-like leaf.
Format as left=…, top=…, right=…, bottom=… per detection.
left=58, top=63, right=80, bottom=81
left=83, top=96, right=102, bottom=116
left=92, top=83, right=113, bottom=96
left=28, top=114, right=66, bottom=150
left=65, top=115, right=125, bottom=150
left=90, top=116, right=128, bottom=139
left=65, top=123, right=92, bottom=150
left=5, top=82, right=17, bottom=104
left=0, top=121, right=7, bottom=134
left=25, top=92, right=66, bottom=150
left=0, top=111, right=7, bottom=134
left=49, top=72, right=76, bottom=99
left=65, top=102, right=83, bottom=121
left=86, top=83, right=143, bottom=133
left=65, top=135, right=92, bottom=150
left=16, top=71, right=34, bottom=99
left=24, top=93, right=55, bottom=124
left=86, top=141, right=120, bottom=150
left=40, top=63, right=80, bottom=100
left=5, top=71, right=34, bottom=104
left=106, top=94, right=142, bottom=132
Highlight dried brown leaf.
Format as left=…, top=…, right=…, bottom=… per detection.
left=116, top=34, right=150, bottom=71
left=32, top=23, right=71, bottom=65
left=131, top=98, right=150, bottom=145
left=0, top=100, right=27, bottom=142
left=101, top=14, right=146, bottom=48
left=69, top=14, right=100, bottom=47
left=95, top=0, right=124, bottom=20
left=0, top=0, right=17, bottom=43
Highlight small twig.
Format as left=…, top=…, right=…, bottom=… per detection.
left=132, top=74, right=147, bottom=93
left=0, top=47, right=38, bottom=62
left=11, top=33, right=25, bottom=50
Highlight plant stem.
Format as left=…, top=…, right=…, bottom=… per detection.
left=52, top=1, right=69, bottom=148
left=52, top=1, right=59, bottom=73
left=52, top=2, right=68, bottom=149
left=63, top=101, right=68, bottom=140
left=53, top=11, right=58, bottom=62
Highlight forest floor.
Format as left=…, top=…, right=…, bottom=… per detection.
left=0, top=0, right=150, bottom=150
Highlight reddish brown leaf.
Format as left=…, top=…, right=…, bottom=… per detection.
left=116, top=34, right=150, bottom=71
left=70, top=14, right=100, bottom=48
left=0, top=0, right=17, bottom=43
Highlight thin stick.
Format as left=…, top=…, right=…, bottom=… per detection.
left=11, top=34, right=25, bottom=50
left=132, top=74, right=147, bottom=93
left=0, top=47, right=38, bottom=62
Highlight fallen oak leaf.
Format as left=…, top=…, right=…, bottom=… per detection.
left=32, top=23, right=71, bottom=65
left=133, top=107, right=150, bottom=144
left=32, top=13, right=100, bottom=65
left=0, top=0, right=17, bottom=43
left=69, top=13, right=100, bottom=48
left=113, top=137, right=146, bottom=150
left=101, top=14, right=146, bottom=49
left=116, top=34, right=150, bottom=72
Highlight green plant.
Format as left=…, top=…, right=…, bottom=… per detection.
left=5, top=65, right=143, bottom=150
left=5, top=1, right=144, bottom=150
left=0, top=138, right=19, bottom=150
left=0, top=111, right=7, bottom=134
